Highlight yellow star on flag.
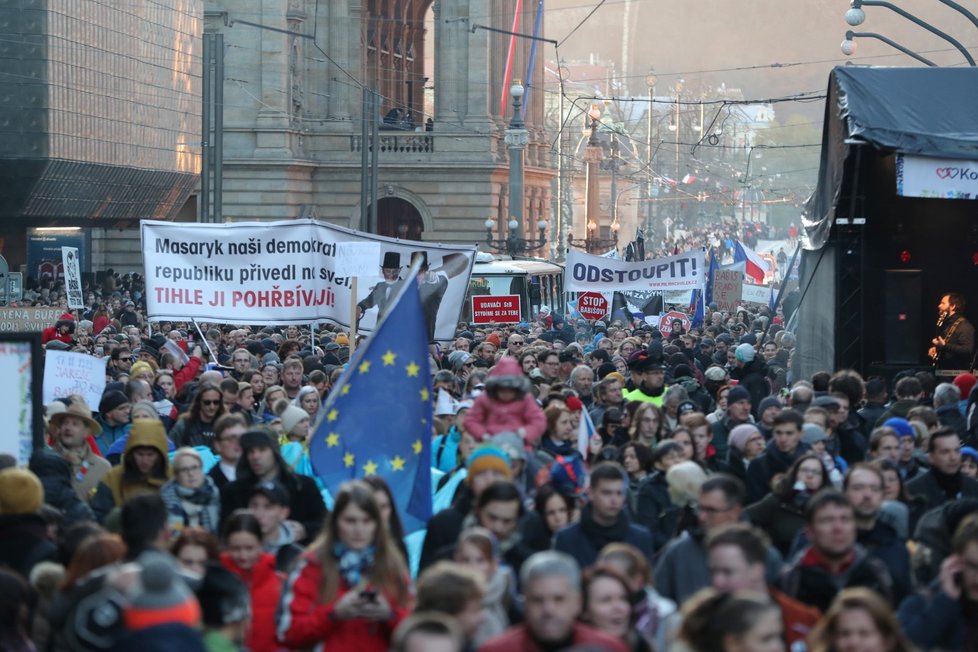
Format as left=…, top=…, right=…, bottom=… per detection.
left=420, top=387, right=430, bottom=401
left=412, top=439, right=423, bottom=455
left=363, top=459, right=378, bottom=476
left=326, top=432, right=340, bottom=447
left=327, top=409, right=338, bottom=422
left=341, top=384, right=350, bottom=396
left=391, top=455, right=406, bottom=471
left=359, top=360, right=371, bottom=374
left=382, top=350, right=397, bottom=366
left=406, top=362, right=419, bottom=377
left=343, top=453, right=355, bottom=468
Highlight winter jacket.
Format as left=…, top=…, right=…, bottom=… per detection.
left=29, top=450, right=96, bottom=524
left=477, top=623, right=628, bottom=652
left=463, top=358, right=547, bottom=444
left=419, top=486, right=474, bottom=572
left=170, top=416, right=219, bottom=450
left=92, top=417, right=130, bottom=455
left=770, top=586, right=822, bottom=649
left=0, top=513, right=57, bottom=578
left=553, top=505, right=655, bottom=569
left=635, top=471, right=679, bottom=552
left=745, top=492, right=807, bottom=556
left=907, top=469, right=978, bottom=531
left=160, top=475, right=221, bottom=536
left=106, top=432, right=176, bottom=466
left=710, top=415, right=752, bottom=462
left=745, top=441, right=810, bottom=504
left=91, top=422, right=172, bottom=521
left=220, top=469, right=327, bottom=545
left=897, top=579, right=967, bottom=651
left=730, top=358, right=769, bottom=418
left=780, top=544, right=894, bottom=612
left=221, top=552, right=283, bottom=652
left=277, top=552, right=408, bottom=652
left=172, top=355, right=203, bottom=392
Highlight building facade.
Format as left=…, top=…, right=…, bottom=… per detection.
left=206, top=0, right=554, bottom=247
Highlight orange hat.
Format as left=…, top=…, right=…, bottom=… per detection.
left=485, top=333, right=501, bottom=348
left=335, top=333, right=349, bottom=346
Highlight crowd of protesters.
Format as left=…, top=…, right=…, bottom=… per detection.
left=4, top=262, right=978, bottom=652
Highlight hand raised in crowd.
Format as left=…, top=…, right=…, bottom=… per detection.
left=357, top=591, right=394, bottom=622
left=940, top=553, right=964, bottom=601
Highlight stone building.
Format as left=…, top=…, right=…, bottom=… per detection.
left=206, top=0, right=554, bottom=247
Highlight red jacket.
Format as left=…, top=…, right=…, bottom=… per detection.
left=478, top=623, right=629, bottom=652
left=278, top=551, right=408, bottom=652
left=221, top=552, right=283, bottom=652
left=771, top=586, right=821, bottom=648
left=172, top=355, right=203, bottom=392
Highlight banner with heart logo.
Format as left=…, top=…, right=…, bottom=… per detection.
left=896, top=154, right=978, bottom=200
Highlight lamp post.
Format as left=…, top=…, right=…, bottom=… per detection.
left=567, top=107, right=619, bottom=254
left=485, top=83, right=547, bottom=256
left=667, top=79, right=684, bottom=242
left=645, top=67, right=657, bottom=245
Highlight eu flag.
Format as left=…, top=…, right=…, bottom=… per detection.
left=309, top=267, right=433, bottom=533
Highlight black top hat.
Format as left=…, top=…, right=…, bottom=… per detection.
left=382, top=251, right=401, bottom=269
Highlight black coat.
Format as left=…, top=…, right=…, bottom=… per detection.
left=906, top=470, right=978, bottom=532
left=781, top=545, right=894, bottom=612
left=745, top=442, right=810, bottom=504
left=419, top=486, right=474, bottom=572
left=0, top=513, right=57, bottom=578
left=731, top=358, right=769, bottom=419
left=29, top=450, right=96, bottom=525
left=553, top=505, right=655, bottom=569
left=220, top=469, right=327, bottom=545
left=635, top=472, right=678, bottom=552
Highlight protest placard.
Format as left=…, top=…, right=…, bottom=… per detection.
left=0, top=308, right=62, bottom=333
left=62, top=247, right=84, bottom=309
left=42, top=350, right=107, bottom=410
left=0, top=336, right=42, bottom=463
left=140, top=219, right=477, bottom=342
left=564, top=249, right=704, bottom=293
left=714, top=269, right=744, bottom=312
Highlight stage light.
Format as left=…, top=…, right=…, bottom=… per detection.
left=899, top=250, right=911, bottom=264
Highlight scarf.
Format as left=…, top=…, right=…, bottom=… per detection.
left=578, top=503, right=630, bottom=553
left=931, top=466, right=964, bottom=501
left=162, top=477, right=220, bottom=533
left=332, top=542, right=375, bottom=588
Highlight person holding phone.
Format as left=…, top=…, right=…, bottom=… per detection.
left=278, top=480, right=410, bottom=651
left=897, top=511, right=978, bottom=650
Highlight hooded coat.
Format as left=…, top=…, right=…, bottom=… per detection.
left=463, top=357, right=546, bottom=444
left=91, top=422, right=172, bottom=521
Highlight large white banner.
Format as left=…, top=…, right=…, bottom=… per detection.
left=564, top=249, right=704, bottom=293
left=896, top=154, right=978, bottom=200
left=141, top=220, right=477, bottom=341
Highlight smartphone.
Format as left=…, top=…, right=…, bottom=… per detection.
left=359, top=589, right=377, bottom=602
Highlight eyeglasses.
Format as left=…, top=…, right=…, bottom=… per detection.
left=510, top=340, right=524, bottom=346
left=175, top=464, right=202, bottom=475
left=233, top=358, right=250, bottom=364
left=201, top=399, right=222, bottom=406
left=798, top=467, right=823, bottom=476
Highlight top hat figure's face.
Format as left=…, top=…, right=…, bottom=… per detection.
left=382, top=267, right=401, bottom=282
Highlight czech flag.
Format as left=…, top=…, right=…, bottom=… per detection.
left=734, top=241, right=770, bottom=284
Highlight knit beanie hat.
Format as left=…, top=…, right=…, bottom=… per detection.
left=802, top=423, right=829, bottom=447
left=489, top=432, right=527, bottom=461
left=100, top=389, right=130, bottom=415
left=485, top=333, right=501, bottom=348
left=727, top=385, right=751, bottom=405
left=728, top=424, right=762, bottom=452
left=705, top=365, right=727, bottom=382
left=129, top=361, right=154, bottom=379
left=547, top=454, right=587, bottom=497
left=335, top=333, right=349, bottom=346
left=734, top=343, right=755, bottom=363
left=280, top=404, right=310, bottom=435
left=954, top=373, right=978, bottom=401
left=465, top=446, right=512, bottom=483
left=448, top=350, right=472, bottom=372
left=666, top=461, right=708, bottom=508
left=123, top=551, right=201, bottom=631
left=0, top=468, right=44, bottom=514
left=883, top=417, right=915, bottom=440
left=597, top=362, right=617, bottom=380
left=758, top=396, right=783, bottom=416
left=565, top=395, right=584, bottom=413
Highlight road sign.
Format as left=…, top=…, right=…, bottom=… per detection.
left=659, top=310, right=691, bottom=336
left=578, top=292, right=608, bottom=321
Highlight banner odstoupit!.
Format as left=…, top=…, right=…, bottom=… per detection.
left=563, top=249, right=704, bottom=293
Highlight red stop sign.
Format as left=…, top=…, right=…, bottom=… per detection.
left=578, top=292, right=609, bottom=320
left=659, top=310, right=691, bottom=336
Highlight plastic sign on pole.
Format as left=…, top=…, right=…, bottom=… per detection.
left=578, top=291, right=609, bottom=321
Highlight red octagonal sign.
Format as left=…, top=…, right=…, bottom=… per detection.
left=578, top=292, right=609, bottom=321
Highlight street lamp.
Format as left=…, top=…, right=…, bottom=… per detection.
left=645, top=67, right=657, bottom=241
left=567, top=107, right=619, bottom=254
left=485, top=83, right=548, bottom=256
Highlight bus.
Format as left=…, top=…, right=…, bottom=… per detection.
left=462, top=253, right=565, bottom=324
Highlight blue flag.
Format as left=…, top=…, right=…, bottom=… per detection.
left=705, top=248, right=719, bottom=306
left=309, top=270, right=433, bottom=533
left=691, top=289, right=704, bottom=327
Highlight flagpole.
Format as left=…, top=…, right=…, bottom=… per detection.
left=758, top=242, right=801, bottom=345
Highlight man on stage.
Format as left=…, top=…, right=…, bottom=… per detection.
left=929, top=292, right=975, bottom=371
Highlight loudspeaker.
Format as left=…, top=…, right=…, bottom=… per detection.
left=883, top=269, right=921, bottom=364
